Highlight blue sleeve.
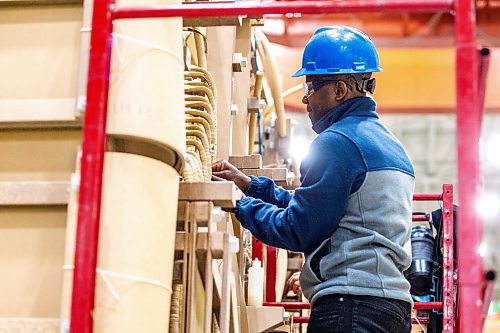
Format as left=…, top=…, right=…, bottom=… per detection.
left=244, top=176, right=293, bottom=208
left=235, top=132, right=366, bottom=253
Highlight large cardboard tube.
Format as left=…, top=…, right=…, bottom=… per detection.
left=94, top=152, right=179, bottom=332
left=96, top=1, right=183, bottom=328
left=107, top=0, right=185, bottom=163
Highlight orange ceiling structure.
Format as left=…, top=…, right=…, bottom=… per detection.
left=271, top=44, right=500, bottom=113
left=263, top=1, right=500, bottom=48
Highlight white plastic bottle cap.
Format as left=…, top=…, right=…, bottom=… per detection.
left=252, top=258, right=261, bottom=267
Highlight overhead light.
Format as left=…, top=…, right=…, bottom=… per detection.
left=289, top=137, right=310, bottom=164
left=479, top=242, right=487, bottom=258
left=261, top=18, right=285, bottom=35
left=476, top=191, right=500, bottom=220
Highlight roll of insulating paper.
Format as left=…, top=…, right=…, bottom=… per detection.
left=107, top=0, right=185, bottom=164
left=94, top=152, right=179, bottom=333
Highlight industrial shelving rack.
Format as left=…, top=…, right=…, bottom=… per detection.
left=72, top=0, right=490, bottom=332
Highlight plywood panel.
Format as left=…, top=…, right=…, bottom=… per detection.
left=0, top=207, right=66, bottom=317
left=231, top=20, right=252, bottom=155
left=0, top=130, right=81, bottom=181
left=207, top=26, right=236, bottom=160
left=0, top=5, right=82, bottom=100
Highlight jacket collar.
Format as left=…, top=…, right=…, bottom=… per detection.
left=312, top=96, right=379, bottom=134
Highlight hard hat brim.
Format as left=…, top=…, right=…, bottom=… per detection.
left=291, top=67, right=383, bottom=78
left=291, top=68, right=306, bottom=78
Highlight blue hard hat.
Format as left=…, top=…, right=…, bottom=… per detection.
left=292, top=26, right=382, bottom=77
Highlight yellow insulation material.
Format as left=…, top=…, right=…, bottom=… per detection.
left=169, top=283, right=183, bottom=333
left=185, top=85, right=216, bottom=110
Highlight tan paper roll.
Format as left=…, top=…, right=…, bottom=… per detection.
left=94, top=152, right=179, bottom=332
left=107, top=0, right=185, bottom=160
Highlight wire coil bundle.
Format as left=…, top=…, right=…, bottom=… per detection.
left=183, top=64, right=217, bottom=181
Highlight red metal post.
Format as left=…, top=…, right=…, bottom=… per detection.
left=441, top=184, right=454, bottom=332
left=288, top=316, right=434, bottom=325
left=413, top=193, right=443, bottom=201
left=263, top=302, right=310, bottom=310
left=112, top=0, right=454, bottom=20
left=455, top=0, right=483, bottom=332
left=70, top=0, right=114, bottom=331
left=290, top=316, right=310, bottom=324
left=413, top=318, right=431, bottom=325
left=412, top=214, right=430, bottom=222
left=414, top=302, right=444, bottom=310
left=266, top=246, right=277, bottom=302
left=252, top=237, right=264, bottom=262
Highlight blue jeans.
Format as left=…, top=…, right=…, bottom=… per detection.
left=307, top=294, right=412, bottom=333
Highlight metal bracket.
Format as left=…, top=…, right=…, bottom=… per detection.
left=247, top=97, right=260, bottom=114
left=232, top=52, right=248, bottom=72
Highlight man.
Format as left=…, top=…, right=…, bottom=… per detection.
left=212, top=26, right=414, bottom=333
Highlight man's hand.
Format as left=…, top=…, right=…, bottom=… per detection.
left=286, top=272, right=301, bottom=295
left=212, top=160, right=252, bottom=193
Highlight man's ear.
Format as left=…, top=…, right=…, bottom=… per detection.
left=334, top=81, right=349, bottom=101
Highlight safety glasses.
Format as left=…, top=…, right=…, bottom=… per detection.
left=302, top=80, right=353, bottom=99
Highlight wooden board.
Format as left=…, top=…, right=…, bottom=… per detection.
left=241, top=168, right=287, bottom=182
left=246, top=306, right=284, bottom=333
left=184, top=16, right=242, bottom=27
left=178, top=201, right=210, bottom=225
left=175, top=231, right=224, bottom=259
left=0, top=181, right=70, bottom=205
left=206, top=26, right=236, bottom=160
left=229, top=155, right=262, bottom=169
left=0, top=98, right=75, bottom=120
left=0, top=0, right=81, bottom=5
left=178, top=182, right=243, bottom=208
left=0, top=318, right=60, bottom=332
left=230, top=19, right=252, bottom=155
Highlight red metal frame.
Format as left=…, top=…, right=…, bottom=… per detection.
left=412, top=214, right=430, bottom=222
left=441, top=184, right=455, bottom=331
left=286, top=316, right=433, bottom=325
left=264, top=186, right=455, bottom=331
left=73, top=0, right=487, bottom=332
left=455, top=1, right=484, bottom=332
left=70, top=0, right=114, bottom=331
left=263, top=301, right=449, bottom=311
left=252, top=237, right=263, bottom=262
left=111, top=0, right=454, bottom=19
left=265, top=246, right=278, bottom=302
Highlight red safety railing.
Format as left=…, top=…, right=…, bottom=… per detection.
left=112, top=0, right=454, bottom=19
left=261, top=184, right=455, bottom=331
left=73, top=0, right=487, bottom=332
